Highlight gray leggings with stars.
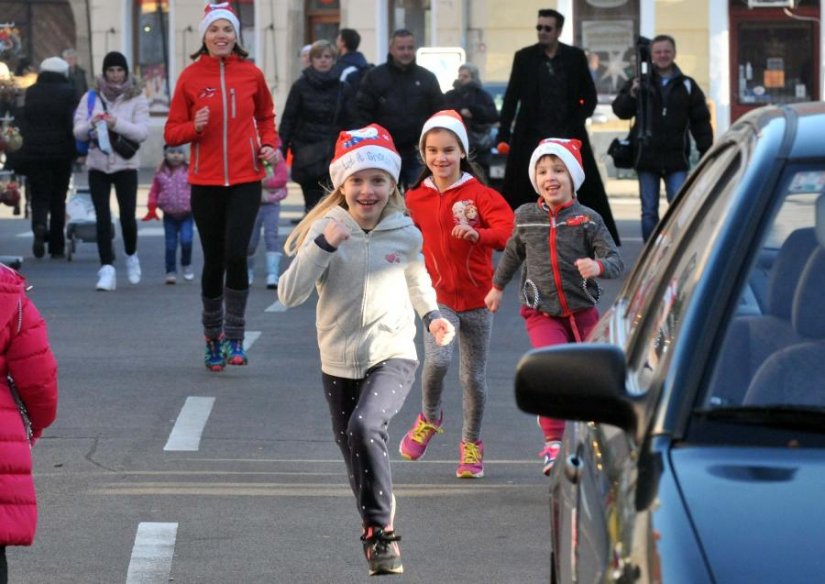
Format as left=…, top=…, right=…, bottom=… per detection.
left=322, top=358, right=418, bottom=529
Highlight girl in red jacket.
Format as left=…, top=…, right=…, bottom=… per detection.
left=0, top=263, right=58, bottom=584
left=399, top=110, right=514, bottom=478
left=164, top=3, right=280, bottom=371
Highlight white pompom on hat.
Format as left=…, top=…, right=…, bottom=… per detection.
left=199, top=2, right=241, bottom=40
left=329, top=124, right=402, bottom=189
left=40, top=56, right=69, bottom=77
left=528, top=138, right=585, bottom=194
left=419, top=109, right=470, bottom=158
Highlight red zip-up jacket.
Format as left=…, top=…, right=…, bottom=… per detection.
left=165, top=54, right=278, bottom=187
left=406, top=174, right=514, bottom=311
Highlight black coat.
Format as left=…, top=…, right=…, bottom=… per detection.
left=278, top=67, right=353, bottom=184
left=444, top=81, right=499, bottom=156
left=612, top=65, right=713, bottom=173
left=497, top=43, right=620, bottom=244
left=353, top=57, right=444, bottom=152
left=18, top=71, right=77, bottom=168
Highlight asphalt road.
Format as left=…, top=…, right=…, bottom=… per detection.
left=0, top=187, right=645, bottom=584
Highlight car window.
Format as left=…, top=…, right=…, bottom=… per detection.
left=623, top=146, right=743, bottom=348
left=702, top=164, right=824, bottom=410
left=629, top=153, right=744, bottom=393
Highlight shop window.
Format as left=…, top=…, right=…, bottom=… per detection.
left=134, top=0, right=170, bottom=115
left=730, top=0, right=820, bottom=121
left=574, top=0, right=640, bottom=104
left=306, top=0, right=340, bottom=45
left=0, top=0, right=78, bottom=78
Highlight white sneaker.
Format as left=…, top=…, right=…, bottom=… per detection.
left=165, top=273, right=177, bottom=285
left=96, top=265, right=116, bottom=291
left=126, top=253, right=141, bottom=284
left=182, top=265, right=195, bottom=281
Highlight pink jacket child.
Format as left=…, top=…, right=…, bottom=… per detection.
left=0, top=264, right=58, bottom=547
left=145, top=161, right=191, bottom=219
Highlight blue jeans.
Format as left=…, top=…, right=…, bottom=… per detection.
left=247, top=202, right=281, bottom=254
left=638, top=170, right=687, bottom=242
left=163, top=213, right=194, bottom=274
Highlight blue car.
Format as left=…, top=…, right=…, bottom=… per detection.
left=515, top=101, right=825, bottom=583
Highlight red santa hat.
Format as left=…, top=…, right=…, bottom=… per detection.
left=419, top=109, right=470, bottom=157
left=528, top=138, right=585, bottom=194
left=199, top=2, right=241, bottom=40
left=329, top=124, right=402, bottom=189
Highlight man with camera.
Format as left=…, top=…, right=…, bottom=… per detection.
left=612, top=34, right=713, bottom=242
left=497, top=8, right=620, bottom=245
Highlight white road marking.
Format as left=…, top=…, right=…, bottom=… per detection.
left=265, top=301, right=288, bottom=313
left=125, top=522, right=178, bottom=584
left=244, top=331, right=261, bottom=351
left=163, top=397, right=215, bottom=452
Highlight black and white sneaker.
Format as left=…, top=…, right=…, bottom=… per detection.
left=361, top=527, right=403, bottom=576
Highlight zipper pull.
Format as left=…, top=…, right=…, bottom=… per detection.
left=662, top=107, right=667, bottom=117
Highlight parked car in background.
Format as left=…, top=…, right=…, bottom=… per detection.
left=483, top=81, right=507, bottom=188
left=515, top=101, right=825, bottom=583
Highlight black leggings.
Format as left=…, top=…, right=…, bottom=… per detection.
left=0, top=545, right=6, bottom=584
left=191, top=181, right=261, bottom=298
left=89, top=169, right=138, bottom=265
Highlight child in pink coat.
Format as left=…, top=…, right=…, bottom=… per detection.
left=247, top=156, right=289, bottom=289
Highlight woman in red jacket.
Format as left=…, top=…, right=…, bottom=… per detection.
left=0, top=263, right=59, bottom=584
left=398, top=110, right=514, bottom=478
left=165, top=3, right=280, bottom=371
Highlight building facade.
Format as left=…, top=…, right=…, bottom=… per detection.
left=1, top=0, right=821, bottom=164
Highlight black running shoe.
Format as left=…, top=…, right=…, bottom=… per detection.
left=361, top=527, right=403, bottom=576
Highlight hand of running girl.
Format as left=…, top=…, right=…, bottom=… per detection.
left=323, top=217, right=351, bottom=248
left=451, top=224, right=479, bottom=243
left=429, top=318, right=455, bottom=346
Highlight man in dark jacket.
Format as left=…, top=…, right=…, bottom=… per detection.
left=19, top=57, right=77, bottom=258
left=497, top=9, right=620, bottom=245
left=353, top=29, right=444, bottom=189
left=612, top=34, right=713, bottom=241
left=334, top=28, right=371, bottom=94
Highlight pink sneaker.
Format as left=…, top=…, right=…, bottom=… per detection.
left=540, top=441, right=563, bottom=476
left=456, top=440, right=484, bottom=478
left=398, top=412, right=443, bottom=460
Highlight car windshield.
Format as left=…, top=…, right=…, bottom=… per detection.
left=700, top=163, right=825, bottom=421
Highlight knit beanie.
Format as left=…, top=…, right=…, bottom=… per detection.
left=419, top=109, right=469, bottom=158
left=329, top=124, right=402, bottom=189
left=528, top=138, right=585, bottom=194
left=40, top=57, right=69, bottom=77
left=102, top=51, right=129, bottom=77
left=199, top=2, right=241, bottom=40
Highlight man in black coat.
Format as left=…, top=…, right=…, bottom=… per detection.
left=353, top=29, right=444, bottom=189
left=497, top=9, right=620, bottom=245
left=18, top=57, right=77, bottom=258
left=612, top=35, right=713, bottom=241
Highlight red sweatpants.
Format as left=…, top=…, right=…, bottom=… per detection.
left=520, top=305, right=600, bottom=442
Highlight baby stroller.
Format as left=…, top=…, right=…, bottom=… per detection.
left=65, top=177, right=114, bottom=261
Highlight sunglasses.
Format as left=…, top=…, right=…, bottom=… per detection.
left=536, top=25, right=555, bottom=32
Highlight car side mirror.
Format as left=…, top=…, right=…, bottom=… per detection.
left=514, top=344, right=637, bottom=435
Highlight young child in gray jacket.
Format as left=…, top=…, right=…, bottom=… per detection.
left=278, top=124, right=454, bottom=577
left=485, top=138, right=623, bottom=476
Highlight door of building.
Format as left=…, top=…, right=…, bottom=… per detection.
left=729, top=0, right=820, bottom=122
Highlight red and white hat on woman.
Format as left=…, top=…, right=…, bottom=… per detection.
left=199, top=2, right=241, bottom=39
left=419, top=109, right=470, bottom=158
left=528, top=138, right=585, bottom=194
left=329, top=124, right=402, bottom=189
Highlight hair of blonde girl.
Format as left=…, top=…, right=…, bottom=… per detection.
left=284, top=173, right=406, bottom=256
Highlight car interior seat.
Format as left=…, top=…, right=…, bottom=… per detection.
left=744, top=196, right=825, bottom=406
left=707, top=227, right=818, bottom=405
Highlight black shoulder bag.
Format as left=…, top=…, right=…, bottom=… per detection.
left=98, top=92, right=140, bottom=160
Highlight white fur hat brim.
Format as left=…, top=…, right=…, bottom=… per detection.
left=419, top=110, right=470, bottom=158
left=40, top=57, right=69, bottom=77
left=329, top=145, right=402, bottom=189
left=528, top=140, right=585, bottom=194
left=199, top=3, right=241, bottom=39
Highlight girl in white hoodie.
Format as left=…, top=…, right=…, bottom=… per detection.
left=279, top=124, right=454, bottom=577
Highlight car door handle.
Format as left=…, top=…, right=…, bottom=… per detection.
left=565, top=454, right=584, bottom=484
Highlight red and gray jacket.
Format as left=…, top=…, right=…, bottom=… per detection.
left=493, top=199, right=623, bottom=316
left=406, top=174, right=514, bottom=311
left=165, top=54, right=278, bottom=186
